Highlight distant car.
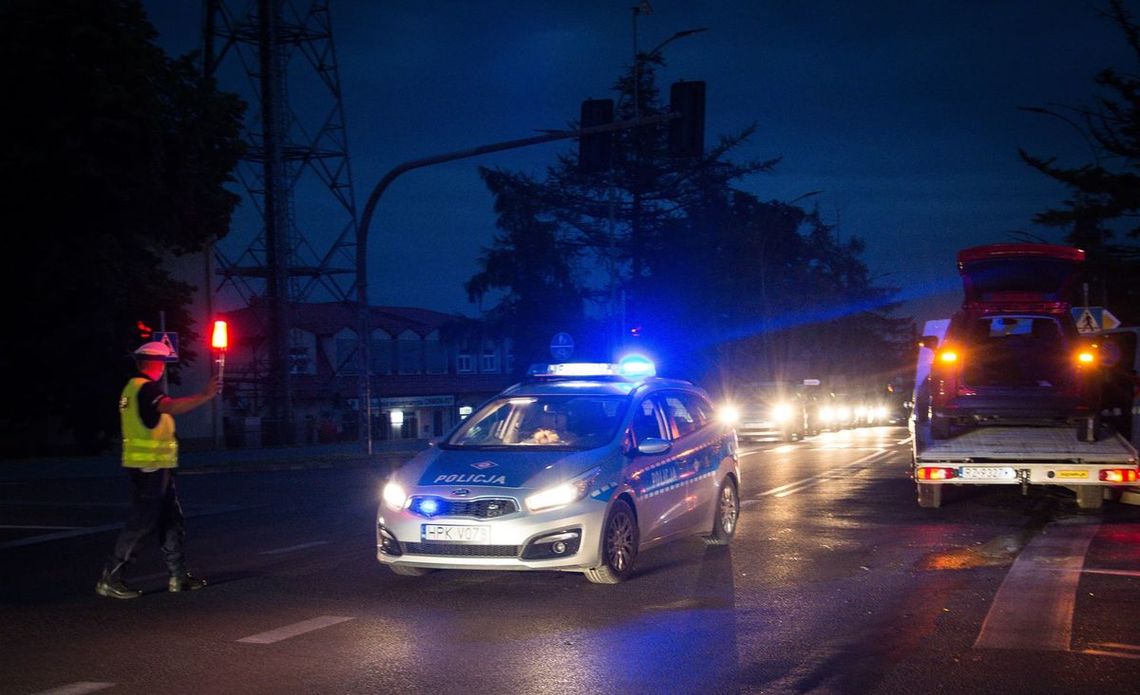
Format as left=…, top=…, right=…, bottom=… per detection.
left=731, top=383, right=808, bottom=442
left=814, top=391, right=854, bottom=431
left=377, top=358, right=741, bottom=584
left=922, top=244, right=1101, bottom=439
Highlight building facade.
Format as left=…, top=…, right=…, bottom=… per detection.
left=216, top=301, right=515, bottom=447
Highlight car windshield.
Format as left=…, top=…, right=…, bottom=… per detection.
left=445, top=395, right=629, bottom=450
left=961, top=316, right=1072, bottom=388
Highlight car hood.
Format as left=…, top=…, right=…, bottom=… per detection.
left=396, top=446, right=610, bottom=491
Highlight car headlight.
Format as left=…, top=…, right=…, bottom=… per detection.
left=718, top=404, right=740, bottom=425
left=771, top=402, right=794, bottom=422
left=382, top=481, right=408, bottom=511
left=526, top=467, right=601, bottom=512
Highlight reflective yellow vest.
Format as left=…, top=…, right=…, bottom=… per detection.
left=119, top=377, right=178, bottom=469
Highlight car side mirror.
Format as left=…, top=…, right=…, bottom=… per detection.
left=919, top=335, right=939, bottom=350
left=635, top=437, right=671, bottom=455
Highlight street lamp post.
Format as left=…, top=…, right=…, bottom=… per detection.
left=354, top=115, right=680, bottom=453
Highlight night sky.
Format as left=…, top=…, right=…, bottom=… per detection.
left=144, top=1, right=1135, bottom=324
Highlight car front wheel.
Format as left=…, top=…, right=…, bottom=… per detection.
left=584, top=499, right=639, bottom=584
left=705, top=476, right=739, bottom=546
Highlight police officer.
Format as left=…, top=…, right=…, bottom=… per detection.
left=96, top=341, right=220, bottom=599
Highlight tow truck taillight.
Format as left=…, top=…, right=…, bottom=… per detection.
left=1099, top=469, right=1139, bottom=483
left=916, top=466, right=957, bottom=481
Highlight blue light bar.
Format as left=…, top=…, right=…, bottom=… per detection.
left=617, top=355, right=656, bottom=378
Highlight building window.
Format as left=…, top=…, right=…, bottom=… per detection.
left=335, top=336, right=359, bottom=375
left=425, top=331, right=447, bottom=374
left=398, top=331, right=421, bottom=374
left=371, top=336, right=394, bottom=375
left=481, top=348, right=497, bottom=373
left=457, top=352, right=473, bottom=373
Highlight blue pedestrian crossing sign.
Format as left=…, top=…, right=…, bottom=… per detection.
left=1071, top=307, right=1121, bottom=334
left=550, top=332, right=574, bottom=360
left=153, top=331, right=179, bottom=362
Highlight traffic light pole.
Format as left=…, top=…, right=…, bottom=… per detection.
left=355, top=112, right=679, bottom=453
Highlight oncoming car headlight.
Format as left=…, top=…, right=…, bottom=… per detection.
left=718, top=404, right=741, bottom=426
left=382, top=481, right=408, bottom=511
left=771, top=402, right=794, bottom=422
left=526, top=467, right=601, bottom=513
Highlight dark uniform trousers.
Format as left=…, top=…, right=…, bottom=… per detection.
left=105, top=468, right=186, bottom=578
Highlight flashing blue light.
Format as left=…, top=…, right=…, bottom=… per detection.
left=415, top=498, right=440, bottom=516
left=617, top=354, right=656, bottom=378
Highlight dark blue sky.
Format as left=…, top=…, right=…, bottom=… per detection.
left=145, top=1, right=1134, bottom=323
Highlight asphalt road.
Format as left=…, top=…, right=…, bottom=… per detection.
left=2, top=427, right=1139, bottom=694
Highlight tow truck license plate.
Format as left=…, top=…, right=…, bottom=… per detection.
left=960, top=466, right=1016, bottom=480
left=423, top=524, right=490, bottom=543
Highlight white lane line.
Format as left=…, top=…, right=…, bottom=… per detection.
left=237, top=615, right=353, bottom=644
left=1080, top=642, right=1140, bottom=656
left=1080, top=567, right=1140, bottom=578
left=0, top=525, right=83, bottom=530
left=31, top=682, right=114, bottom=695
left=753, top=450, right=889, bottom=498
left=0, top=504, right=252, bottom=551
left=0, top=522, right=125, bottom=550
left=260, top=541, right=329, bottom=555
left=974, top=520, right=1100, bottom=651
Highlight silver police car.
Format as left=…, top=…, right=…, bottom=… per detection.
left=377, top=358, right=740, bottom=583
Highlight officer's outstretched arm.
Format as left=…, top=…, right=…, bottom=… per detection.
left=158, top=376, right=221, bottom=416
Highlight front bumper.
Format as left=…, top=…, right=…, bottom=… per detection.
left=377, top=491, right=608, bottom=572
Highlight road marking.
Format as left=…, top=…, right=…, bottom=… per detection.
left=237, top=615, right=353, bottom=644
left=31, top=683, right=114, bottom=695
left=974, top=519, right=1100, bottom=651
left=753, top=450, right=889, bottom=498
left=1081, top=643, right=1140, bottom=660
left=0, top=525, right=83, bottom=530
left=0, top=504, right=253, bottom=551
left=261, top=541, right=330, bottom=555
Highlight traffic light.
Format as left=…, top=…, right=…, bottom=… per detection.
left=669, top=80, right=705, bottom=158
left=579, top=98, right=614, bottom=174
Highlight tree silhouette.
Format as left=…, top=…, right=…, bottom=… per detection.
left=0, top=0, right=245, bottom=454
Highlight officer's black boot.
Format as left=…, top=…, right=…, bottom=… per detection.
left=96, top=562, right=142, bottom=600
left=168, top=571, right=206, bottom=592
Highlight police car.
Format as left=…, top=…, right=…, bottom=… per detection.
left=377, top=357, right=741, bottom=583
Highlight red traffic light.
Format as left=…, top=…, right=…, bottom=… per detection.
left=211, top=320, right=229, bottom=350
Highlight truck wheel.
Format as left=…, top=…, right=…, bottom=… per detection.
left=930, top=417, right=951, bottom=440
left=1075, top=486, right=1104, bottom=510
left=917, top=483, right=942, bottom=508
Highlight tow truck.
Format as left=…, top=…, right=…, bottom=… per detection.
left=910, top=244, right=1139, bottom=509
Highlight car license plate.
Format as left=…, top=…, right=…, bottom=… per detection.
left=422, top=524, right=490, bottom=543
left=959, top=466, right=1016, bottom=480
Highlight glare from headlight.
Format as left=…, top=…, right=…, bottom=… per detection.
left=526, top=467, right=600, bottom=512
left=718, top=404, right=740, bottom=425
left=771, top=402, right=794, bottom=421
left=382, top=481, right=408, bottom=511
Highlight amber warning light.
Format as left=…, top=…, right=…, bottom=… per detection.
left=211, top=320, right=229, bottom=384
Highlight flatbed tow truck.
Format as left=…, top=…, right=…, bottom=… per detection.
left=911, top=422, right=1138, bottom=509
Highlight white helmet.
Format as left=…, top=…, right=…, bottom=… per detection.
left=134, top=341, right=173, bottom=359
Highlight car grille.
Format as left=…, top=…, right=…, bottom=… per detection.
left=402, top=542, right=519, bottom=557
left=410, top=497, right=518, bottom=519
